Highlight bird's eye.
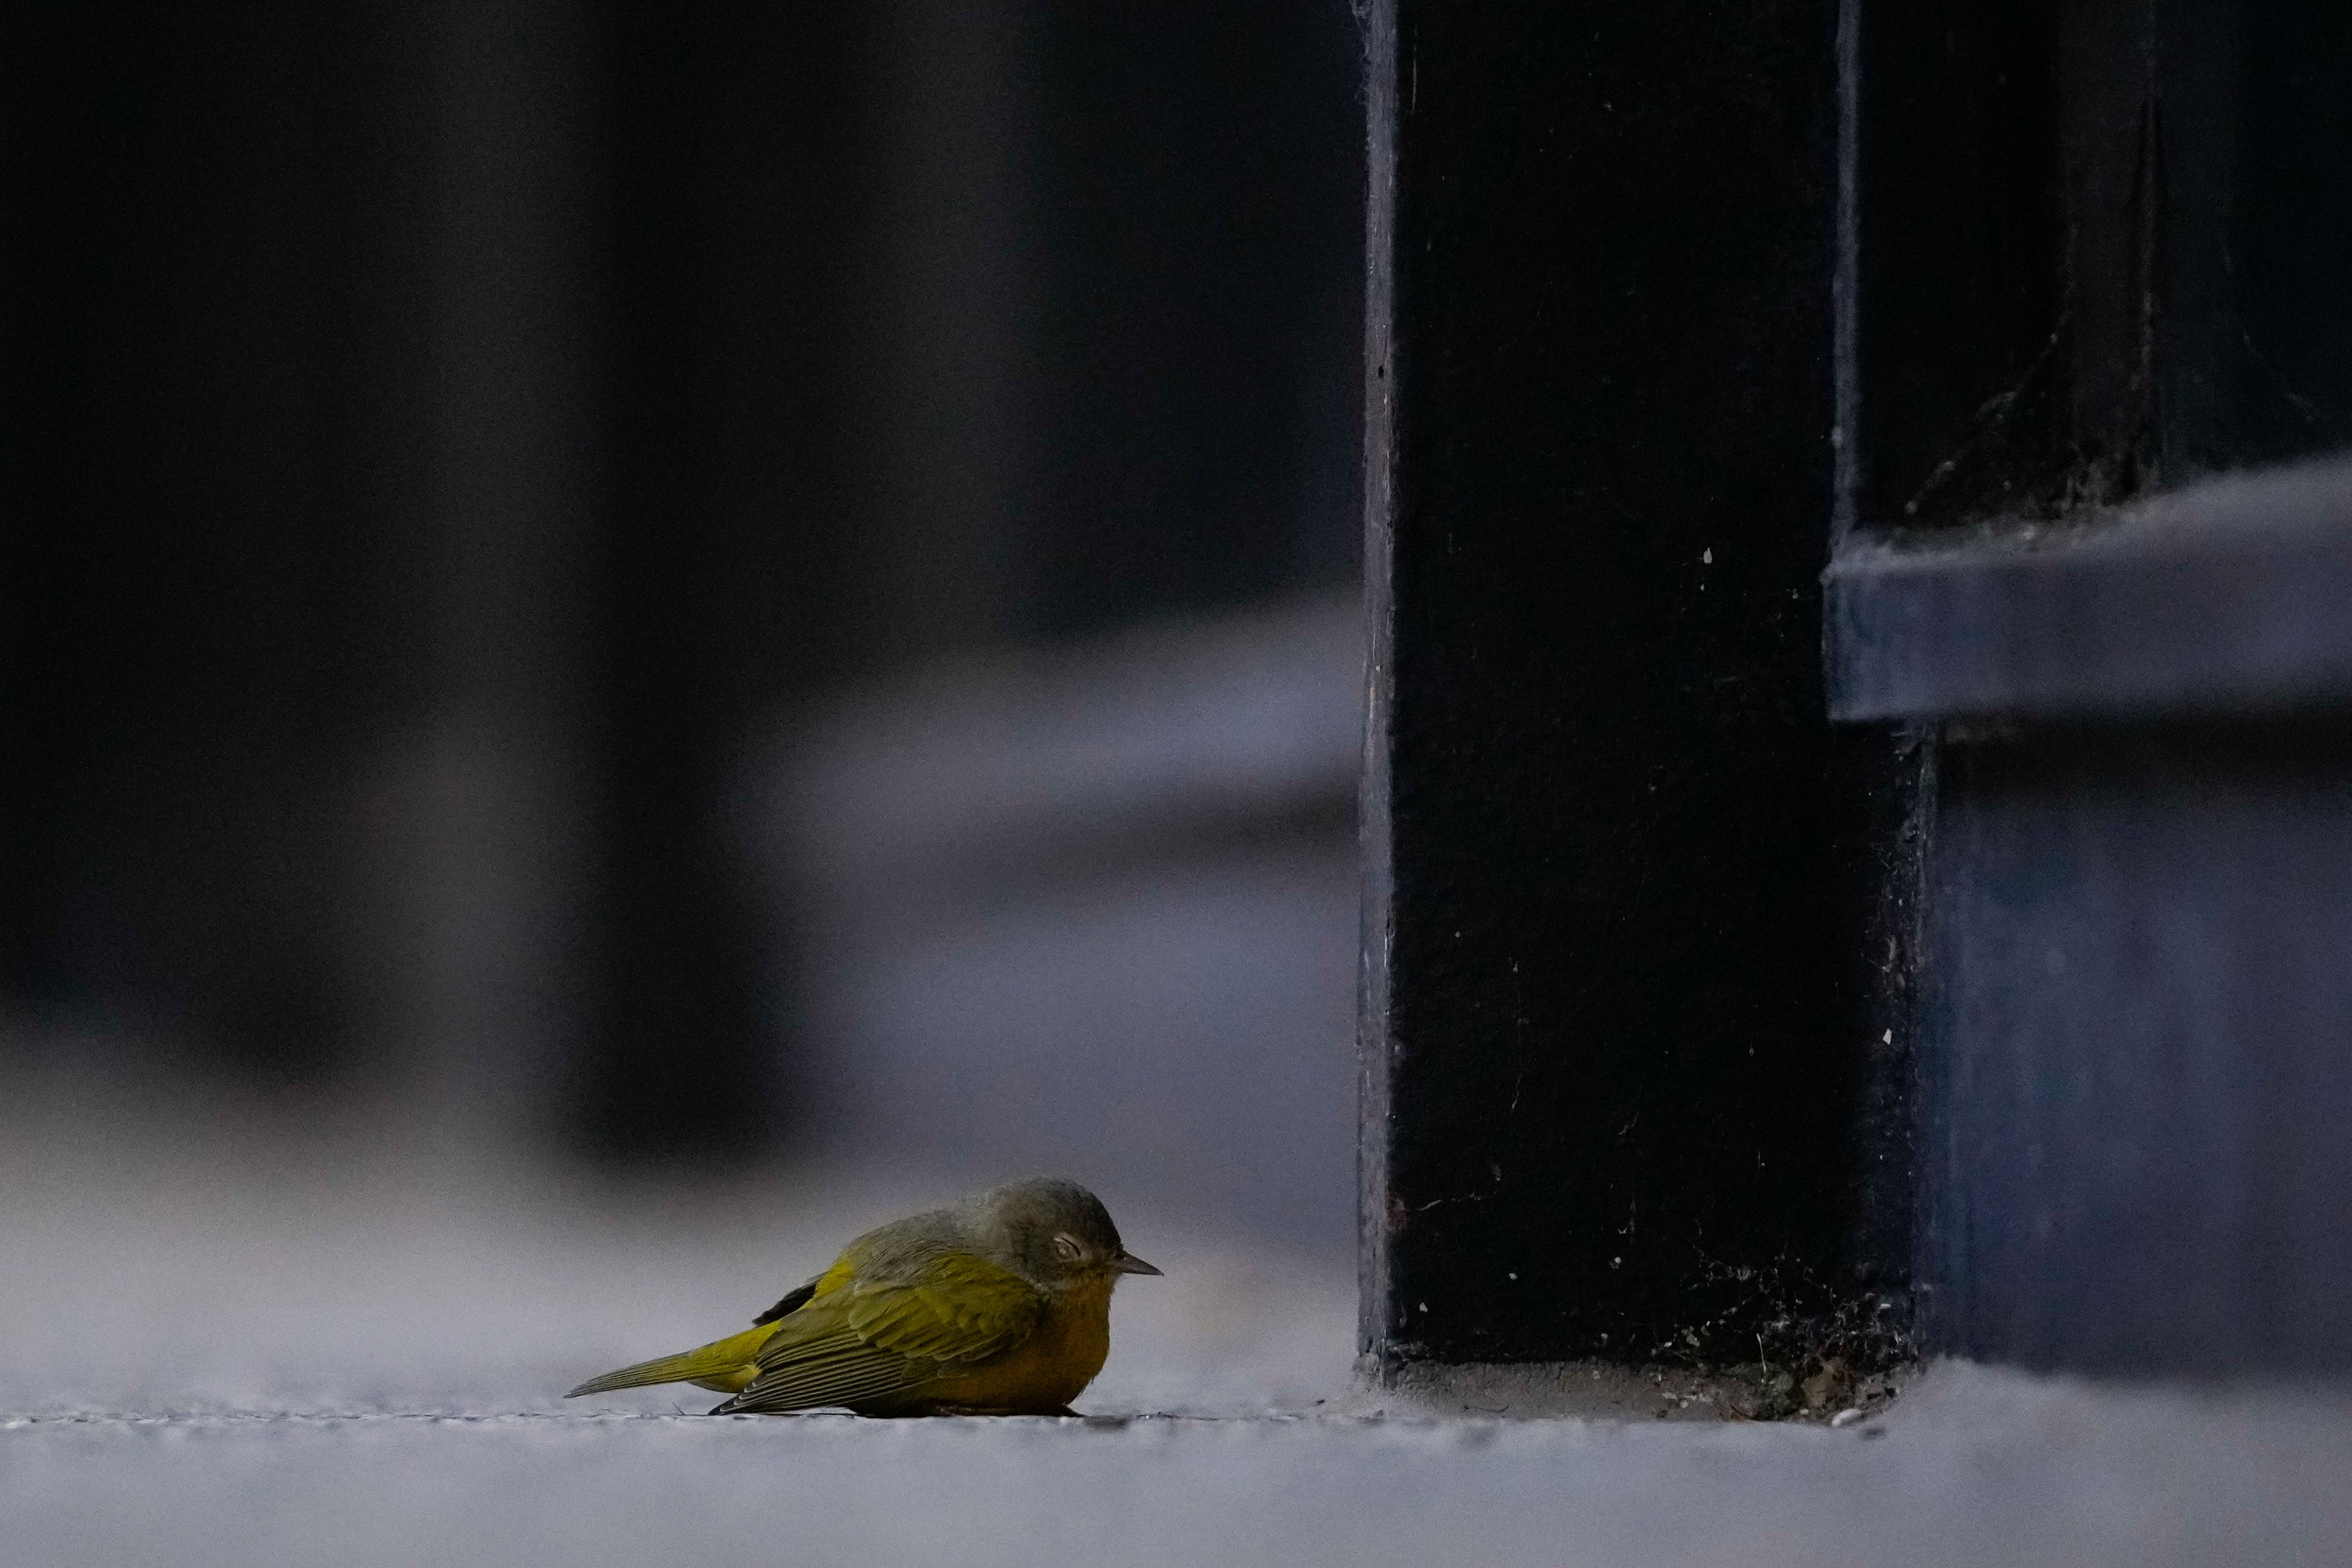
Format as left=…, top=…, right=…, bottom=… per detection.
left=1051, top=1234, right=1082, bottom=1262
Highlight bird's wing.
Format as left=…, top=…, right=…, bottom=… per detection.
left=710, top=1251, right=1044, bottom=1414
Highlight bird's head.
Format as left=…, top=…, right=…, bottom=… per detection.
left=975, top=1175, right=1163, bottom=1290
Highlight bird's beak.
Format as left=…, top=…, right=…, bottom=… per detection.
left=1112, top=1250, right=1163, bottom=1276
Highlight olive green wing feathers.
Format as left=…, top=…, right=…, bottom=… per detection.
left=709, top=1251, right=1044, bottom=1414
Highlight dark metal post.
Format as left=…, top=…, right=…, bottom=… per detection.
left=1360, top=0, right=1897, bottom=1373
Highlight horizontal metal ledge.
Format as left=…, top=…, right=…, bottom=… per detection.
left=1825, top=454, right=2352, bottom=723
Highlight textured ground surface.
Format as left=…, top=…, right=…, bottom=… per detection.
left=4, top=1110, right=2347, bottom=1566
left=10, top=1370, right=2351, bottom=1568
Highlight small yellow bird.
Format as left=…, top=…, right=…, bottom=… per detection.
left=566, top=1176, right=1161, bottom=1416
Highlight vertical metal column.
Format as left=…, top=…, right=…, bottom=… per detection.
left=1359, top=0, right=1897, bottom=1373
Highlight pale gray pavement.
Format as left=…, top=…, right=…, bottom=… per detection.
left=9, top=1370, right=2351, bottom=1567
left=4, top=1105, right=2348, bottom=1566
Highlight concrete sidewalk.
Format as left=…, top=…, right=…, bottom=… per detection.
left=3, top=1124, right=2344, bottom=1566
left=7, top=1367, right=2350, bottom=1567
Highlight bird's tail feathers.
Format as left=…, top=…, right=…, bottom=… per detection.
left=565, top=1324, right=771, bottom=1398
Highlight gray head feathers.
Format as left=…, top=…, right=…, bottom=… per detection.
left=965, top=1176, right=1159, bottom=1286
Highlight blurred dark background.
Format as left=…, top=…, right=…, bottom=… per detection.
left=1, top=1, right=1365, bottom=1238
